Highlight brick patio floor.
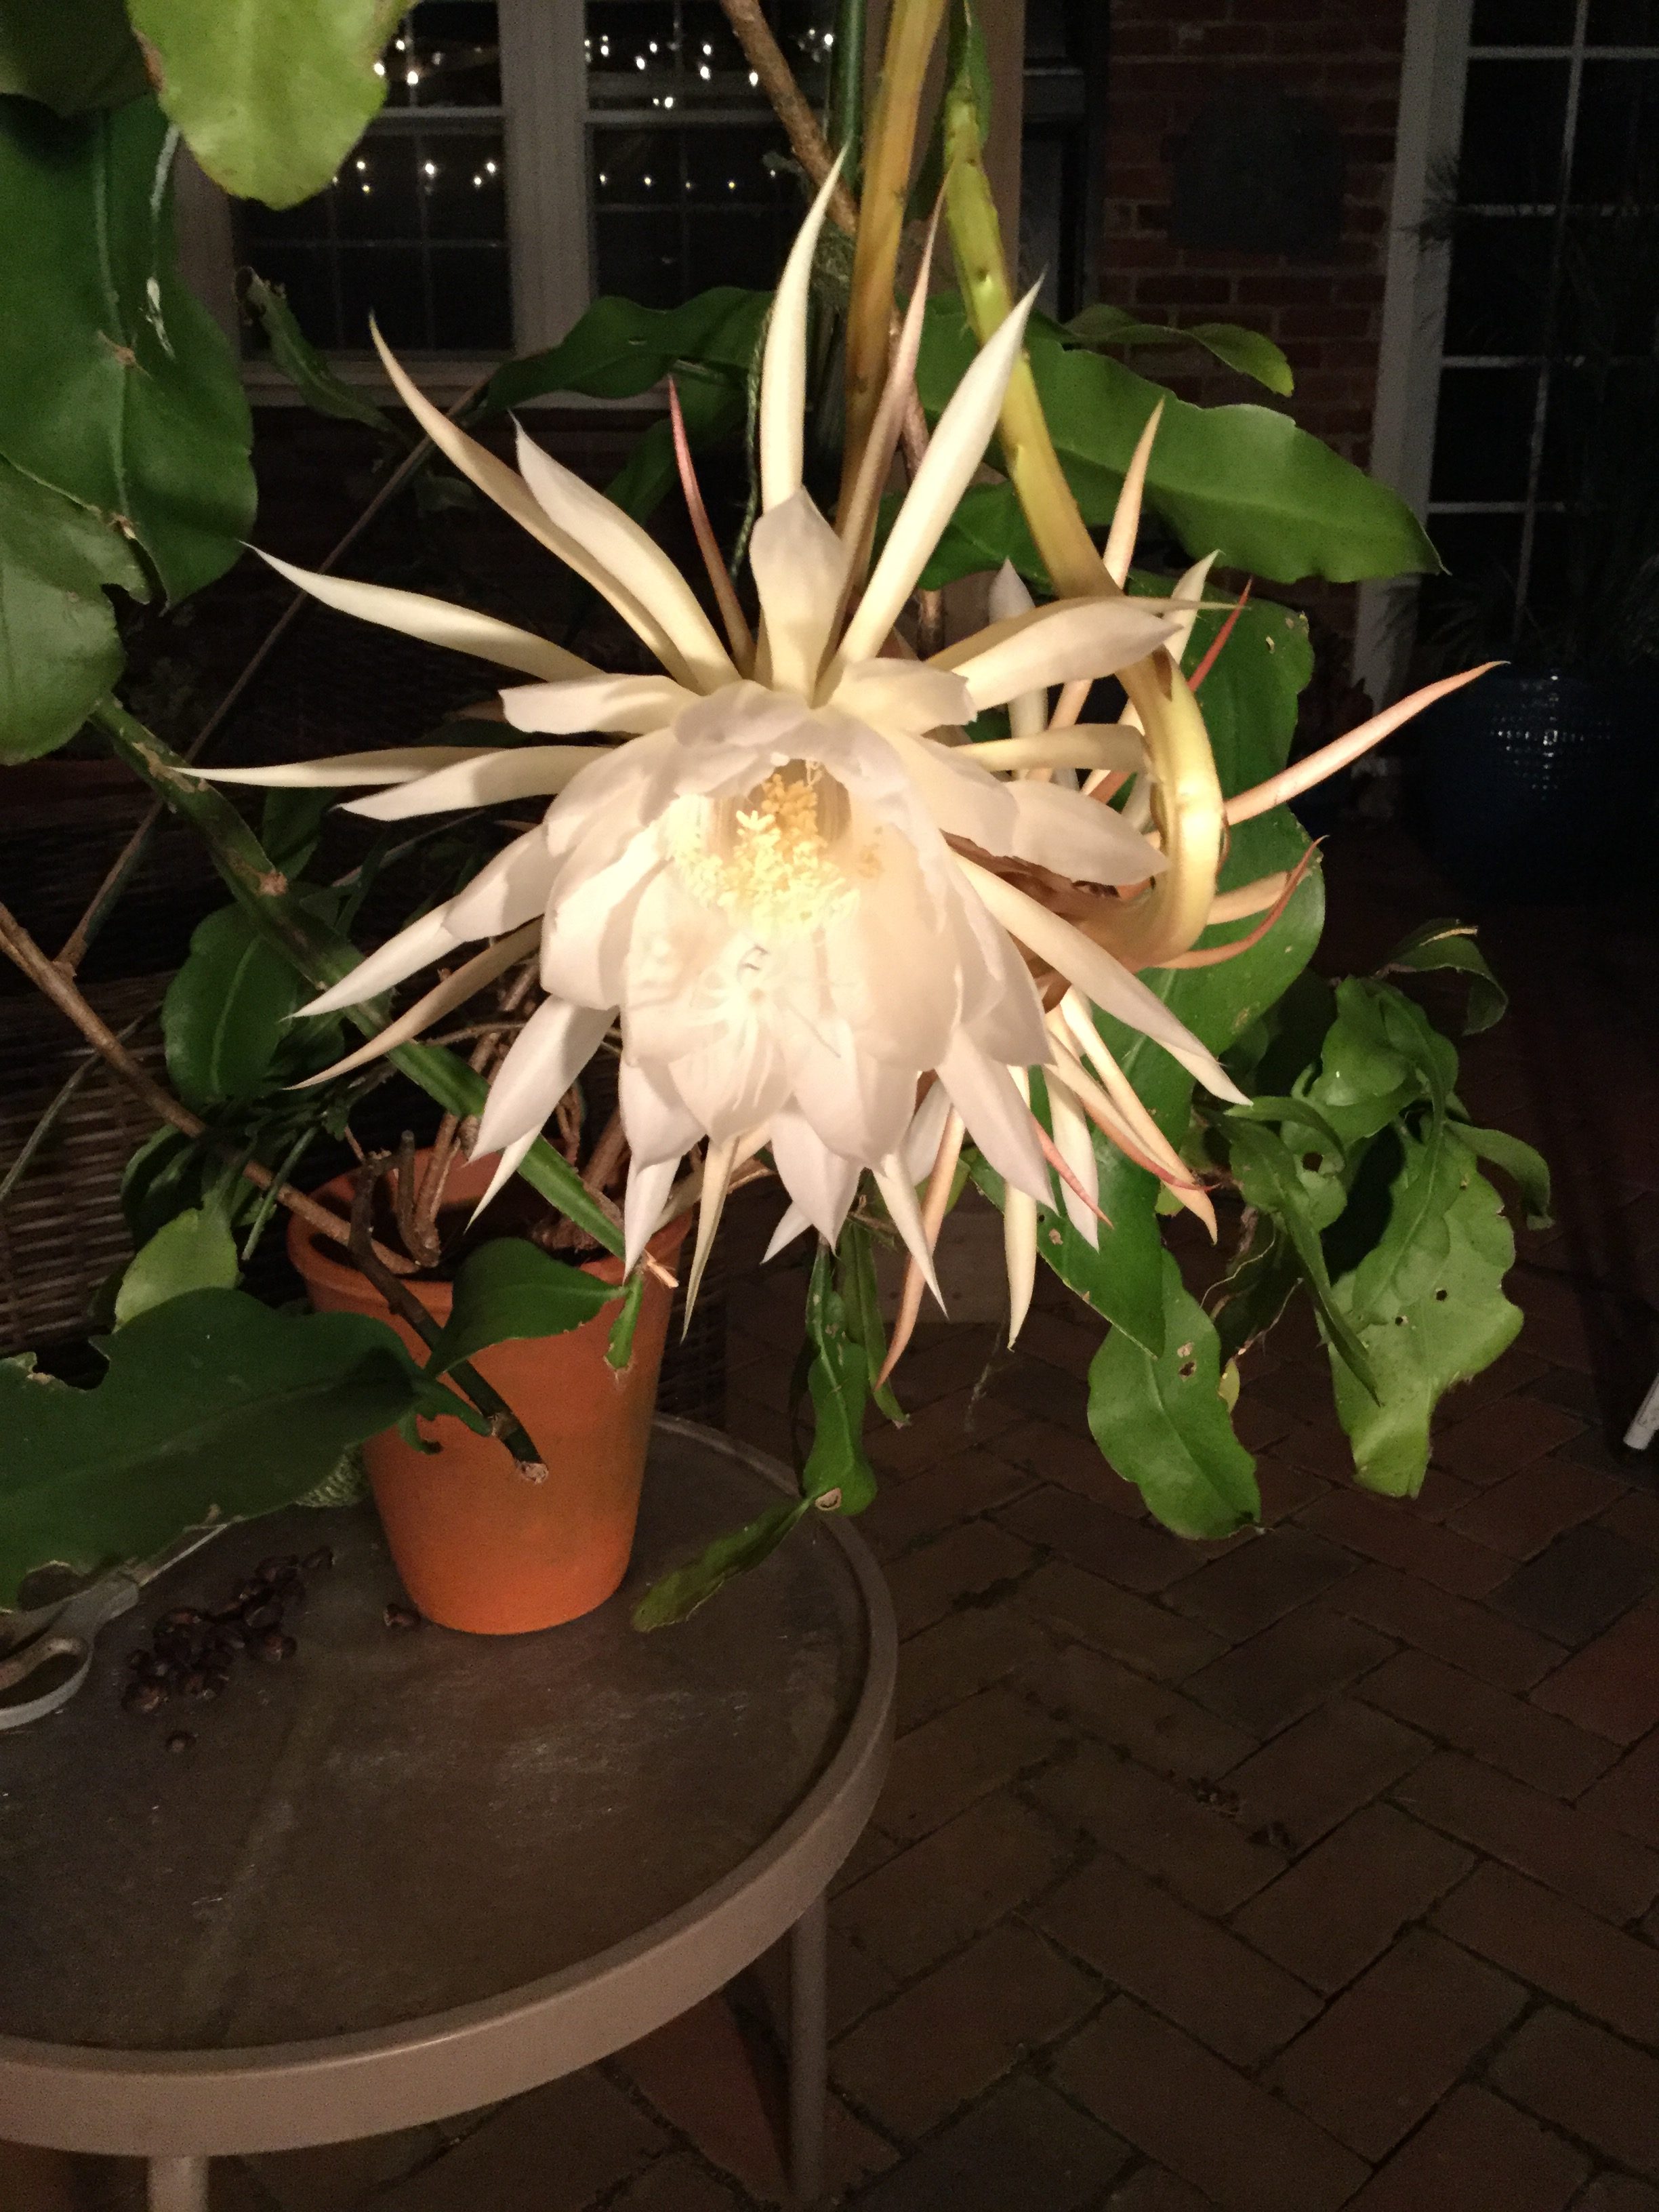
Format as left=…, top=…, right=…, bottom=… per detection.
left=7, top=826, right=1659, bottom=2212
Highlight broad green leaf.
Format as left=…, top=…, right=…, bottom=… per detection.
left=1067, top=303, right=1295, bottom=396
left=0, top=0, right=147, bottom=112
left=113, top=1202, right=239, bottom=1327
left=0, top=96, right=254, bottom=602
left=1378, top=918, right=1509, bottom=1034
left=424, top=1237, right=619, bottom=1376
left=481, top=287, right=769, bottom=414
left=0, top=452, right=146, bottom=761
left=121, top=1124, right=213, bottom=1246
left=1328, top=1132, right=1522, bottom=1496
left=244, top=271, right=397, bottom=432
left=163, top=903, right=310, bottom=1109
left=1225, top=1118, right=1377, bottom=1393
left=0, top=1288, right=460, bottom=1610
left=916, top=300, right=1437, bottom=585
left=1458, top=1123, right=1553, bottom=1232
left=128, top=0, right=400, bottom=208
left=631, top=1497, right=808, bottom=1630
left=1088, top=1251, right=1258, bottom=1538
left=259, top=785, right=335, bottom=875
left=801, top=1246, right=877, bottom=1514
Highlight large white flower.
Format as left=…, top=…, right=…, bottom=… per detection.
left=197, top=167, right=1271, bottom=1314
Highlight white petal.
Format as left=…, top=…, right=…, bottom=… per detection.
left=618, top=1056, right=703, bottom=1165
left=474, top=997, right=612, bottom=1158
left=966, top=725, right=1144, bottom=776
left=750, top=489, right=847, bottom=695
left=500, top=673, right=696, bottom=735
left=900, top=1080, right=954, bottom=1184
left=874, top=1155, right=944, bottom=1313
left=838, top=286, right=1042, bottom=667
left=468, top=1133, right=537, bottom=1228
left=445, top=827, right=558, bottom=939
left=291, top=921, right=539, bottom=1086
left=759, top=156, right=845, bottom=513
left=255, top=550, right=596, bottom=680
left=825, top=833, right=959, bottom=1067
left=935, top=1030, right=1051, bottom=1207
left=948, top=878, right=1052, bottom=1065
left=192, top=746, right=491, bottom=789
left=828, top=659, right=973, bottom=734
left=670, top=1026, right=790, bottom=1145
left=1004, top=1187, right=1038, bottom=1347
left=1167, top=551, right=1218, bottom=668
left=1103, top=400, right=1164, bottom=586
left=515, top=425, right=735, bottom=693
left=370, top=326, right=689, bottom=680
left=1006, top=780, right=1168, bottom=884
left=887, top=729, right=1017, bottom=850
left=542, top=836, right=662, bottom=1008
left=302, top=905, right=461, bottom=1017
left=769, top=1105, right=860, bottom=1243
left=345, top=746, right=609, bottom=821
left=623, top=1152, right=680, bottom=1275
left=958, top=859, right=1248, bottom=1104
left=987, top=562, right=1046, bottom=741
left=783, top=1019, right=916, bottom=1163
left=946, top=598, right=1179, bottom=711
left=762, top=1200, right=814, bottom=1263
left=1046, top=1071, right=1100, bottom=1247
left=684, top=1133, right=737, bottom=1322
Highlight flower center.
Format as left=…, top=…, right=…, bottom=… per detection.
left=672, top=761, right=870, bottom=939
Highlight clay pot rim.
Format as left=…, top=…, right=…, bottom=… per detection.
left=287, top=1150, right=687, bottom=1319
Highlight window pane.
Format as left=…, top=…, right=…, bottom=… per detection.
left=683, top=123, right=788, bottom=204
left=429, top=245, right=513, bottom=348
left=585, top=1, right=680, bottom=89
left=423, top=133, right=508, bottom=239
left=1571, top=60, right=1659, bottom=201
left=594, top=211, right=682, bottom=306
left=337, top=137, right=422, bottom=239
left=1586, top=1, right=1659, bottom=39
left=686, top=207, right=790, bottom=291
left=340, top=245, right=427, bottom=348
left=592, top=126, right=678, bottom=205
left=1442, top=216, right=1554, bottom=352
left=1471, top=0, right=1574, bottom=41
left=587, top=0, right=834, bottom=106
left=1418, top=512, right=1524, bottom=659
left=382, top=1, right=501, bottom=108
left=1459, top=60, right=1570, bottom=201
left=1431, top=367, right=1541, bottom=500
left=1557, top=207, right=1659, bottom=352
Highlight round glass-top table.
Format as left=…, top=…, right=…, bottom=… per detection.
left=0, top=1419, right=896, bottom=2211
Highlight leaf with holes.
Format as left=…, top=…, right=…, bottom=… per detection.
left=1328, top=1130, right=1521, bottom=1496
left=1088, top=1251, right=1258, bottom=1538
left=1378, top=918, right=1509, bottom=1035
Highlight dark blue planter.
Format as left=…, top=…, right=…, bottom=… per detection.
left=1413, top=668, right=1658, bottom=903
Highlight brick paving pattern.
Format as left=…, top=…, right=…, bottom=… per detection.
left=6, top=832, right=1658, bottom=2208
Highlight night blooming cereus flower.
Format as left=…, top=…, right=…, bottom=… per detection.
left=194, top=167, right=1288, bottom=1334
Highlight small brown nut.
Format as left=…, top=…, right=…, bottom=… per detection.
left=123, top=1679, right=165, bottom=1716
left=383, top=1602, right=421, bottom=1631
left=242, top=1601, right=283, bottom=1633
left=165, top=1730, right=195, bottom=1753
left=251, top=1629, right=296, bottom=1664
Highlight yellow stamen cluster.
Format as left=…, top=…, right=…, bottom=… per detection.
left=674, top=765, right=859, bottom=940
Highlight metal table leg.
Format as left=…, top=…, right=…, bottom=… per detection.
left=149, top=2155, right=210, bottom=2212
left=788, top=1890, right=827, bottom=2209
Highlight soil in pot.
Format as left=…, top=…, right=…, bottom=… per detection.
left=288, top=1152, right=689, bottom=1636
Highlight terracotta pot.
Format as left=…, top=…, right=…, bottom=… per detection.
left=288, top=1151, right=688, bottom=1635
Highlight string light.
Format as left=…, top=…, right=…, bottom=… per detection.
left=405, top=67, right=419, bottom=84
left=424, top=159, right=438, bottom=176
left=355, top=158, right=367, bottom=171
left=374, top=58, right=385, bottom=75
left=748, top=68, right=758, bottom=84
left=663, top=93, right=674, bottom=106
left=699, top=63, right=710, bottom=77
left=485, top=159, right=497, bottom=173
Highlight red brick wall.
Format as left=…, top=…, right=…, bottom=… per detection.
left=1094, top=0, right=1410, bottom=664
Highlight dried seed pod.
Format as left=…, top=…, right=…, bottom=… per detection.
left=251, top=1629, right=296, bottom=1664
left=123, top=1680, right=165, bottom=1716
left=383, top=1602, right=421, bottom=1631
left=234, top=1580, right=265, bottom=1608
left=178, top=1669, right=207, bottom=1698
left=165, top=1731, right=194, bottom=1754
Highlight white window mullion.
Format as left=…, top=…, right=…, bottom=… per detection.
left=499, top=0, right=591, bottom=353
